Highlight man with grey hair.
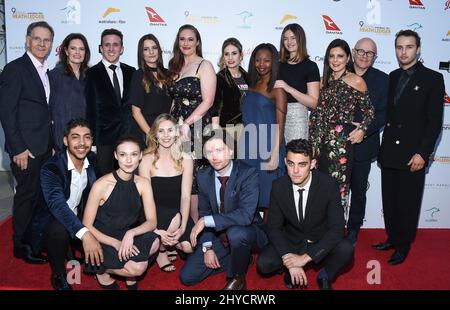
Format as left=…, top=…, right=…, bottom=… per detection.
left=0, top=21, right=54, bottom=263
left=346, top=37, right=388, bottom=245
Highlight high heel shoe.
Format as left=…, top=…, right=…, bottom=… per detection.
left=95, top=274, right=120, bottom=290
left=125, top=279, right=138, bottom=290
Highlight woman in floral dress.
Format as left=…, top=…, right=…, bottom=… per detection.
left=309, top=39, right=374, bottom=217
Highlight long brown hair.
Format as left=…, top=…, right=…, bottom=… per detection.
left=322, top=39, right=354, bottom=89
left=144, top=113, right=183, bottom=172
left=58, top=33, right=90, bottom=78
left=137, top=33, right=166, bottom=92
left=279, top=23, right=308, bottom=63
left=167, top=24, right=203, bottom=81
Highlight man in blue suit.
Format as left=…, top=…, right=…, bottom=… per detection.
left=24, top=119, right=103, bottom=290
left=347, top=38, right=388, bottom=244
left=180, top=130, right=268, bottom=290
left=0, top=21, right=54, bottom=263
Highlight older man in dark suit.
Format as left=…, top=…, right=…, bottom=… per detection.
left=0, top=21, right=54, bottom=263
left=257, top=139, right=353, bottom=290
left=375, top=30, right=444, bottom=265
left=85, top=28, right=135, bottom=176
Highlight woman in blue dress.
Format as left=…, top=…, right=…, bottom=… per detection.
left=238, top=43, right=287, bottom=214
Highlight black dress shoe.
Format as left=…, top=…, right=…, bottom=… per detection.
left=14, top=244, right=48, bottom=264
left=51, top=274, right=72, bottom=291
left=372, top=241, right=393, bottom=251
left=317, top=277, right=332, bottom=290
left=223, top=275, right=246, bottom=290
left=388, top=251, right=407, bottom=265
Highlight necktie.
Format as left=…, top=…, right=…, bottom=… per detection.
left=218, top=176, right=229, bottom=214
left=109, top=64, right=121, bottom=102
left=298, top=188, right=304, bottom=222
left=217, top=176, right=230, bottom=248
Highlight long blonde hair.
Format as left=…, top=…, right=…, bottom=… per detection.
left=144, top=113, right=183, bottom=172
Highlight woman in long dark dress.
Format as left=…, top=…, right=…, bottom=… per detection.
left=309, top=39, right=374, bottom=217
left=238, top=43, right=287, bottom=213
left=139, top=114, right=194, bottom=272
left=49, top=33, right=90, bottom=151
left=131, top=34, right=171, bottom=146
left=167, top=24, right=216, bottom=222
left=83, top=136, right=160, bottom=290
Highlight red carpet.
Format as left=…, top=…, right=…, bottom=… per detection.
left=1, top=216, right=449, bottom=290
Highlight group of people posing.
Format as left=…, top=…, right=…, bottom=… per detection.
left=0, top=20, right=444, bottom=290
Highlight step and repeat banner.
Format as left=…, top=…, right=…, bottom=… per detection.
left=1, top=0, right=449, bottom=228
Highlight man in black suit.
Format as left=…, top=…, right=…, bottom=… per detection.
left=347, top=38, right=388, bottom=244
left=375, top=30, right=444, bottom=265
left=257, top=139, right=353, bottom=290
left=24, top=119, right=103, bottom=290
left=0, top=21, right=54, bottom=264
left=85, top=28, right=136, bottom=176
left=181, top=130, right=268, bottom=290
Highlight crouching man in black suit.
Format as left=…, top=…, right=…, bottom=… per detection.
left=257, top=139, right=353, bottom=290
left=24, top=119, right=103, bottom=290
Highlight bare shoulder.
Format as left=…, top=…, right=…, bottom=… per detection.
left=343, top=72, right=367, bottom=92
left=141, top=153, right=154, bottom=165
left=198, top=59, right=215, bottom=74
left=92, top=174, right=116, bottom=194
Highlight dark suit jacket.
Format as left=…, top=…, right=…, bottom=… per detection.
left=354, top=66, right=389, bottom=161
left=197, top=160, right=267, bottom=248
left=24, top=151, right=97, bottom=252
left=267, top=171, right=344, bottom=263
left=378, top=62, right=444, bottom=169
left=85, top=61, right=136, bottom=145
left=0, top=53, right=51, bottom=156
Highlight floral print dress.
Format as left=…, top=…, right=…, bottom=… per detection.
left=309, top=73, right=374, bottom=215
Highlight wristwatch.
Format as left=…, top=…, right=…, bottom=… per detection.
left=202, top=245, right=213, bottom=253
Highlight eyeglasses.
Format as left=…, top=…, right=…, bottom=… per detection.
left=355, top=49, right=377, bottom=58
left=30, top=36, right=52, bottom=45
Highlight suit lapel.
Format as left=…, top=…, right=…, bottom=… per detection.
left=224, top=162, right=238, bottom=213
left=280, top=176, right=299, bottom=225
left=304, top=171, right=318, bottom=222
left=121, top=64, right=132, bottom=102
left=207, top=169, right=220, bottom=214
left=98, top=61, right=120, bottom=106
left=23, top=53, right=47, bottom=103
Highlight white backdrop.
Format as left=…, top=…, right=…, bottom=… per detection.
left=1, top=0, right=449, bottom=228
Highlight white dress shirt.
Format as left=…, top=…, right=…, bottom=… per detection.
left=27, top=51, right=50, bottom=103
left=66, top=151, right=90, bottom=239
left=292, top=172, right=312, bottom=220
left=102, top=59, right=123, bottom=97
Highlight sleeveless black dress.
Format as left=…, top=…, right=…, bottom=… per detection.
left=151, top=175, right=194, bottom=242
left=85, top=171, right=159, bottom=273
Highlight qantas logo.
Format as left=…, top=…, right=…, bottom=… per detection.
left=322, top=15, right=341, bottom=31
left=146, top=7, right=165, bottom=23
left=409, top=0, right=425, bottom=9
left=444, top=92, right=450, bottom=105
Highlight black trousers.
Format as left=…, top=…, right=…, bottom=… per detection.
left=381, top=167, right=425, bottom=253
left=10, top=150, right=51, bottom=247
left=43, top=217, right=81, bottom=275
left=96, top=144, right=117, bottom=177
left=256, top=239, right=353, bottom=282
left=348, top=159, right=373, bottom=231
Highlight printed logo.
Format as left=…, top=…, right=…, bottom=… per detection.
left=99, top=7, right=125, bottom=24
left=425, top=207, right=440, bottom=222
left=445, top=0, right=450, bottom=10
left=60, top=0, right=81, bottom=24
left=444, top=92, right=450, bottom=105
left=146, top=7, right=167, bottom=26
left=407, top=22, right=423, bottom=31
left=366, top=0, right=381, bottom=25
left=359, top=21, right=391, bottom=35
left=103, top=7, right=120, bottom=18
left=443, top=30, right=450, bottom=42
left=11, top=7, right=45, bottom=20
left=236, top=11, right=253, bottom=29
left=409, top=0, right=425, bottom=9
left=185, top=11, right=220, bottom=25
left=322, top=15, right=343, bottom=34
left=275, top=14, right=297, bottom=30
